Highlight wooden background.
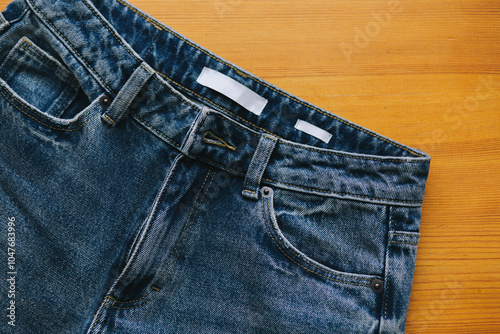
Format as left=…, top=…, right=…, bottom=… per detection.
left=1, top=0, right=499, bottom=332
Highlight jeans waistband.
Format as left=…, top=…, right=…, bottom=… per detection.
left=5, top=0, right=431, bottom=206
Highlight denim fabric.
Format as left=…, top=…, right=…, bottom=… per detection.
left=0, top=0, right=430, bottom=333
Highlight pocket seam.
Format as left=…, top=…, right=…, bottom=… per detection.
left=0, top=83, right=99, bottom=132
left=0, top=37, right=81, bottom=119
left=261, top=196, right=377, bottom=287
left=27, top=0, right=115, bottom=94
left=19, top=38, right=78, bottom=86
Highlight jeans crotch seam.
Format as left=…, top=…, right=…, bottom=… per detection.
left=153, top=169, right=215, bottom=289
left=100, top=153, right=183, bottom=310
left=109, top=169, right=215, bottom=311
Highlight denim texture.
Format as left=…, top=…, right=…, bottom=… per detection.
left=0, top=0, right=430, bottom=333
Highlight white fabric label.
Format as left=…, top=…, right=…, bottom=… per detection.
left=196, top=67, right=268, bottom=116
left=294, top=119, right=332, bottom=143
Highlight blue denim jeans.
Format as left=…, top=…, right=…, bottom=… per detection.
left=0, top=0, right=430, bottom=333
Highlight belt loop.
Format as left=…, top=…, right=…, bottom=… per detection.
left=101, top=62, right=154, bottom=126
left=242, top=133, right=278, bottom=200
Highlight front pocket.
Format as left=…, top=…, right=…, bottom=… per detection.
left=0, top=36, right=81, bottom=117
left=260, top=186, right=386, bottom=286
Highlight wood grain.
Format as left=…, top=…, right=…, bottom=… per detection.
left=1, top=0, right=499, bottom=332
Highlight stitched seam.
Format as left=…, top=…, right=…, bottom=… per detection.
left=24, top=47, right=69, bottom=80
left=107, top=165, right=193, bottom=307
left=159, top=86, right=424, bottom=164
left=80, top=0, right=139, bottom=62
left=279, top=141, right=424, bottom=163
left=108, top=156, right=183, bottom=305
left=193, top=155, right=245, bottom=176
left=267, top=198, right=369, bottom=282
left=0, top=58, right=9, bottom=78
left=153, top=172, right=215, bottom=288
left=389, top=241, right=419, bottom=245
left=157, top=72, right=280, bottom=138
left=0, top=88, right=100, bottom=131
left=98, top=301, right=112, bottom=333
left=27, top=0, right=115, bottom=94
left=141, top=63, right=150, bottom=74
left=90, top=297, right=110, bottom=333
left=0, top=41, right=80, bottom=119
left=242, top=189, right=256, bottom=194
left=144, top=38, right=157, bottom=58
left=153, top=75, right=202, bottom=112
left=111, top=286, right=155, bottom=305
left=1, top=82, right=66, bottom=123
left=129, top=110, right=180, bottom=148
left=21, top=40, right=76, bottom=83
left=0, top=13, right=7, bottom=25
left=191, top=152, right=422, bottom=204
left=243, top=136, right=277, bottom=192
left=390, top=232, right=420, bottom=236
left=190, top=153, right=422, bottom=204
left=109, top=69, right=150, bottom=120
left=211, top=111, right=422, bottom=163
left=116, top=0, right=165, bottom=30
left=111, top=170, right=215, bottom=310
left=117, top=188, right=172, bottom=305
left=260, top=178, right=422, bottom=204
left=264, top=135, right=278, bottom=142
left=104, top=114, right=115, bottom=124
left=113, top=0, right=423, bottom=157
left=110, top=293, right=157, bottom=310
left=154, top=171, right=215, bottom=287
left=384, top=253, right=391, bottom=321
left=51, top=88, right=77, bottom=118
left=262, top=198, right=371, bottom=287
left=384, top=209, right=393, bottom=322
left=106, top=296, right=116, bottom=305
left=243, top=139, right=265, bottom=191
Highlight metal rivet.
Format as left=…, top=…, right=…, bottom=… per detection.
left=261, top=187, right=272, bottom=198
left=99, top=95, right=112, bottom=108
left=371, top=278, right=384, bottom=293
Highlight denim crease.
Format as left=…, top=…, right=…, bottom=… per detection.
left=0, top=0, right=430, bottom=333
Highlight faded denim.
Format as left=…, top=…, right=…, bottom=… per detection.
left=0, top=0, right=430, bottom=333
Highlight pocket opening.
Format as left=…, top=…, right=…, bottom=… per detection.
left=0, top=36, right=94, bottom=131
left=260, top=187, right=383, bottom=287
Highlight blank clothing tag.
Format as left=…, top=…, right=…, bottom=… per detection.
left=196, top=67, right=268, bottom=116
left=294, top=119, right=333, bottom=143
